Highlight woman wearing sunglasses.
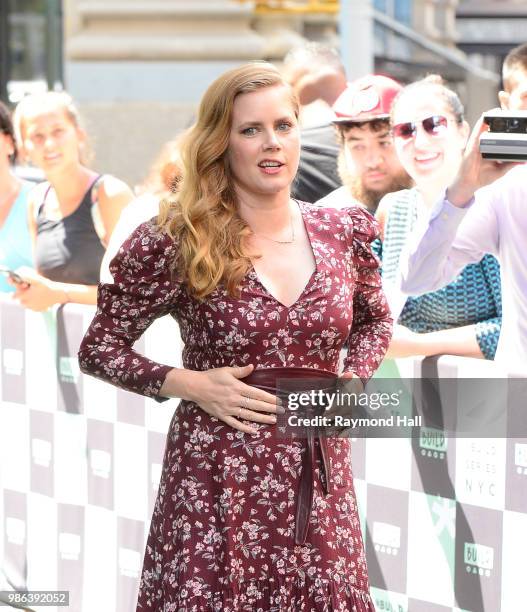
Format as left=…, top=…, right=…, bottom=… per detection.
left=376, top=75, right=502, bottom=360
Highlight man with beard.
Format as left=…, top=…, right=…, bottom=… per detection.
left=317, top=74, right=412, bottom=213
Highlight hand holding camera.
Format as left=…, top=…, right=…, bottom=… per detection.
left=447, top=110, right=522, bottom=207
left=480, top=109, right=527, bottom=161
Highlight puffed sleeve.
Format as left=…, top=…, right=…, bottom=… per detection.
left=342, top=207, right=393, bottom=382
left=78, top=219, right=182, bottom=400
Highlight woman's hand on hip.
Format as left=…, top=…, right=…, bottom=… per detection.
left=161, top=364, right=279, bottom=434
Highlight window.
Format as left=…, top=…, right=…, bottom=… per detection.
left=0, top=0, right=62, bottom=103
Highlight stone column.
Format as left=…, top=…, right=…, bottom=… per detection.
left=252, top=14, right=306, bottom=59
left=66, top=0, right=266, bottom=62
left=341, top=0, right=374, bottom=80
left=412, top=0, right=441, bottom=42
left=62, top=0, right=270, bottom=185
left=61, top=1, right=334, bottom=185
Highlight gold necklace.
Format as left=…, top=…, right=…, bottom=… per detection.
left=253, top=206, right=295, bottom=244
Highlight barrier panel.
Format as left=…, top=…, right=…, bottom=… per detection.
left=0, top=301, right=525, bottom=611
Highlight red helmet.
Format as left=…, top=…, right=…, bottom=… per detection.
left=332, top=74, right=403, bottom=123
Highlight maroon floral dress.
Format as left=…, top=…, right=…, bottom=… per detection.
left=79, top=202, right=393, bottom=612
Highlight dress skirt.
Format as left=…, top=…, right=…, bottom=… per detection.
left=136, top=402, right=375, bottom=612
left=77, top=204, right=393, bottom=612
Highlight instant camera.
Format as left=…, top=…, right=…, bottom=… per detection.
left=480, top=109, right=527, bottom=161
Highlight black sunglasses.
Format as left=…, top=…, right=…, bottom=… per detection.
left=392, top=115, right=449, bottom=140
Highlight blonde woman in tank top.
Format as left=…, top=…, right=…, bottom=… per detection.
left=10, top=91, right=133, bottom=310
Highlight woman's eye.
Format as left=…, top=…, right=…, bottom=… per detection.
left=277, top=122, right=292, bottom=131
left=380, top=140, right=392, bottom=148
left=242, top=127, right=258, bottom=136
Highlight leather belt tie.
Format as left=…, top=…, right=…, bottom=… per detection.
left=242, top=367, right=338, bottom=546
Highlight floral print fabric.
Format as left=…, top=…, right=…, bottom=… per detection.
left=79, top=202, right=393, bottom=611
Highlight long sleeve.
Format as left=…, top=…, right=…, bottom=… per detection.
left=400, top=187, right=499, bottom=295
left=474, top=254, right=502, bottom=360
left=342, top=207, right=393, bottom=382
left=78, top=219, right=181, bottom=399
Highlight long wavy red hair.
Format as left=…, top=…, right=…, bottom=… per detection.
left=157, top=62, right=299, bottom=300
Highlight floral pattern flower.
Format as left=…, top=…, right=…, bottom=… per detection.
left=78, top=202, right=393, bottom=611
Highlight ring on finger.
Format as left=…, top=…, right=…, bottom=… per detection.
left=241, top=395, right=250, bottom=410
left=238, top=406, right=242, bottom=419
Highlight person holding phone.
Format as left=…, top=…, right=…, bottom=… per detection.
left=10, top=91, right=133, bottom=310
left=0, top=101, right=33, bottom=293
left=0, top=266, right=30, bottom=288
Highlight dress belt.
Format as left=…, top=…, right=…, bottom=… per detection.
left=242, top=367, right=338, bottom=546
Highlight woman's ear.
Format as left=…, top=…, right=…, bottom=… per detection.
left=77, top=126, right=88, bottom=145
left=16, top=142, right=30, bottom=165
left=498, top=90, right=510, bottom=110
left=460, top=120, right=471, bottom=148
left=76, top=126, right=89, bottom=163
left=3, top=134, right=16, bottom=159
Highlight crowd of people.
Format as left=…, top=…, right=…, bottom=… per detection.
left=1, top=39, right=526, bottom=610
left=2, top=41, right=524, bottom=365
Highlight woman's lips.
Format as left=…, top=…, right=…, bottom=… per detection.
left=43, top=154, right=61, bottom=163
left=258, top=161, right=284, bottom=175
left=414, top=152, right=441, bottom=168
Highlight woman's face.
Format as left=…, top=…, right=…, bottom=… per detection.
left=22, top=108, right=84, bottom=174
left=392, top=91, right=467, bottom=190
left=227, top=84, right=300, bottom=200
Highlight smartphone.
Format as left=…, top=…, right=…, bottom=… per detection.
left=0, top=265, right=30, bottom=287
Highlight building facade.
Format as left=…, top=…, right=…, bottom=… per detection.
left=457, top=1, right=527, bottom=75
left=1, top=1, right=516, bottom=186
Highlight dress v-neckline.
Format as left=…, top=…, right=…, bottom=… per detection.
left=249, top=201, right=320, bottom=310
